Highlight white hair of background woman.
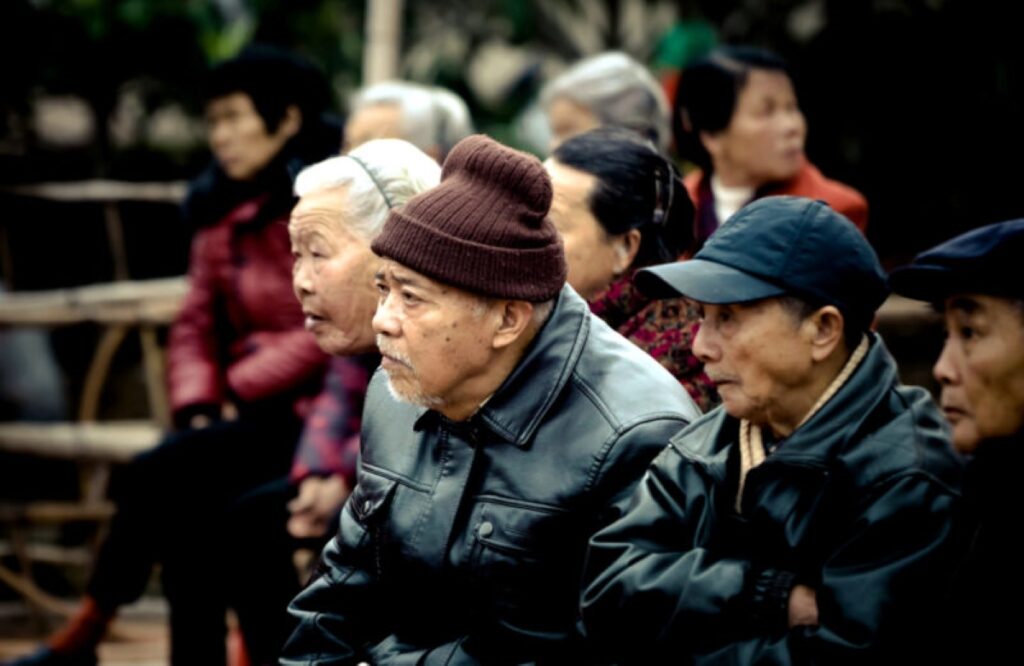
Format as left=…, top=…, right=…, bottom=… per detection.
left=430, top=86, right=474, bottom=159
left=351, top=81, right=474, bottom=159
left=293, top=138, right=441, bottom=242
left=540, top=51, right=671, bottom=151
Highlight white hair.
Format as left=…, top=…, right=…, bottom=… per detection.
left=351, top=81, right=474, bottom=158
left=293, top=138, right=441, bottom=241
left=540, top=51, right=671, bottom=151
left=429, top=86, right=475, bottom=159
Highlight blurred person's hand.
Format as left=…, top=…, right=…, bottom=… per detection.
left=189, top=413, right=213, bottom=430
left=287, top=474, right=350, bottom=539
left=221, top=401, right=238, bottom=421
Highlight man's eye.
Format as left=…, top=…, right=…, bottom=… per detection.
left=402, top=291, right=420, bottom=305
left=959, top=326, right=975, bottom=340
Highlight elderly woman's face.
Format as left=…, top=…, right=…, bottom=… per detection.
left=545, top=159, right=630, bottom=301
left=702, top=69, right=806, bottom=188
left=547, top=96, right=601, bottom=151
left=205, top=92, right=297, bottom=181
left=290, top=185, right=380, bottom=356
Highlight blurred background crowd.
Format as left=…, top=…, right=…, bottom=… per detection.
left=0, top=0, right=1022, bottom=662
left=2, top=0, right=1023, bottom=280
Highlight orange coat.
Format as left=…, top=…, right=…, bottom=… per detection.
left=685, top=159, right=868, bottom=246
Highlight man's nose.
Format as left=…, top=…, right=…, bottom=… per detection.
left=693, top=321, right=717, bottom=363
left=933, top=338, right=960, bottom=386
left=372, top=292, right=400, bottom=336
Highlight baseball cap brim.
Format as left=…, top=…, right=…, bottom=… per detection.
left=635, top=259, right=787, bottom=303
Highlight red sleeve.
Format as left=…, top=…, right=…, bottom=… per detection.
left=166, top=226, right=225, bottom=416
left=834, top=191, right=869, bottom=233
left=226, top=329, right=328, bottom=403
left=289, top=356, right=373, bottom=486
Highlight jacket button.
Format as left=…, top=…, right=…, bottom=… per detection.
left=478, top=521, right=494, bottom=538
left=362, top=499, right=372, bottom=514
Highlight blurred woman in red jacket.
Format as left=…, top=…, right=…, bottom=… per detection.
left=7, top=45, right=338, bottom=666
left=674, top=46, right=868, bottom=249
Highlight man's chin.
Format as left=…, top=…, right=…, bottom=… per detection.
left=384, top=374, right=444, bottom=409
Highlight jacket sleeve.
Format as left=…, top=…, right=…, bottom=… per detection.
left=686, top=473, right=962, bottom=665
left=280, top=470, right=394, bottom=665
left=583, top=446, right=962, bottom=664
left=289, top=356, right=371, bottom=487
left=166, top=227, right=225, bottom=417
left=225, top=328, right=326, bottom=403
left=581, top=444, right=752, bottom=660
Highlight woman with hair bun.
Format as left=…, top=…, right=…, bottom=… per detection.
left=546, top=126, right=717, bottom=411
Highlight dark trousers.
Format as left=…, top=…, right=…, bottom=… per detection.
left=87, top=414, right=300, bottom=666
left=226, top=477, right=338, bottom=665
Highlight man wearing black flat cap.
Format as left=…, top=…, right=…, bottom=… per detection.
left=890, top=220, right=1024, bottom=664
left=581, top=195, right=965, bottom=664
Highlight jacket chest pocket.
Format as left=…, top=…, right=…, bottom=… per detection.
left=468, top=500, right=578, bottom=615
left=350, top=470, right=398, bottom=524
left=345, top=471, right=399, bottom=579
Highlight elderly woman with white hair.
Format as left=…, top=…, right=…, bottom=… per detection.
left=540, top=51, right=671, bottom=152
left=225, top=138, right=441, bottom=665
left=343, top=81, right=474, bottom=161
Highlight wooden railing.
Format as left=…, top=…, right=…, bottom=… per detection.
left=0, top=180, right=187, bottom=618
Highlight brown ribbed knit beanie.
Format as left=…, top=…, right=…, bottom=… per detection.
left=371, top=134, right=567, bottom=302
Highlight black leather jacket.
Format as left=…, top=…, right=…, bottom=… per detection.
left=939, top=435, right=1024, bottom=664
left=281, top=286, right=700, bottom=665
left=582, top=334, right=965, bottom=664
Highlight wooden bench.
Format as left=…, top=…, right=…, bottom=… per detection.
left=0, top=420, right=165, bottom=614
left=0, top=278, right=184, bottom=617
left=0, top=283, right=185, bottom=615
left=0, top=277, right=188, bottom=426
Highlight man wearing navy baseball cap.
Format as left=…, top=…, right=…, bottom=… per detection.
left=890, top=220, right=1024, bottom=664
left=582, top=196, right=965, bottom=663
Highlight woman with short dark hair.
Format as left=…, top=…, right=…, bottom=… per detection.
left=675, top=45, right=867, bottom=247
left=6, top=45, right=339, bottom=666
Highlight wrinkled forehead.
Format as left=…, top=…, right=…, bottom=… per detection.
left=289, top=190, right=358, bottom=239
left=376, top=259, right=440, bottom=290
left=376, top=259, right=487, bottom=308
left=944, top=292, right=1024, bottom=323
left=288, top=213, right=340, bottom=242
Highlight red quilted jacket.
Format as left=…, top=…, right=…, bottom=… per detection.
left=167, top=194, right=327, bottom=422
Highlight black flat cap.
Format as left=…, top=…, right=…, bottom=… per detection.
left=890, top=219, right=1024, bottom=303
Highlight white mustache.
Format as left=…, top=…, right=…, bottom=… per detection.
left=376, top=335, right=413, bottom=369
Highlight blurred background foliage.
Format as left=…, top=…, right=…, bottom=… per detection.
left=1, top=0, right=1023, bottom=263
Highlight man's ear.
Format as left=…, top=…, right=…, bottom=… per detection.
left=492, top=300, right=535, bottom=350
left=277, top=104, right=302, bottom=140
left=807, top=305, right=846, bottom=362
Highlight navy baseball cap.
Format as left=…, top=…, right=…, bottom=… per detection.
left=890, top=219, right=1024, bottom=303
left=636, top=196, right=889, bottom=326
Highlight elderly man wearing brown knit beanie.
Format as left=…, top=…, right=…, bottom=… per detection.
left=280, top=135, right=700, bottom=665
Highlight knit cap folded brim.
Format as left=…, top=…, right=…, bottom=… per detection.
left=371, top=134, right=567, bottom=302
